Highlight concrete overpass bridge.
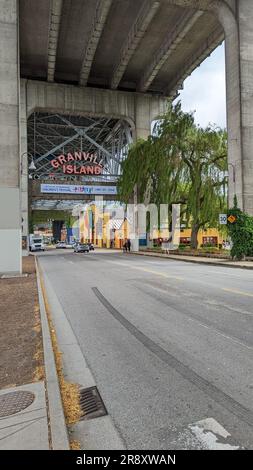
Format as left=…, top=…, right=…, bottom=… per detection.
left=1, top=0, right=253, bottom=272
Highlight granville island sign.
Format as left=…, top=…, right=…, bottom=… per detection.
left=51, top=152, right=104, bottom=175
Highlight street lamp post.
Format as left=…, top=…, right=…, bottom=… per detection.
left=20, top=152, right=37, bottom=174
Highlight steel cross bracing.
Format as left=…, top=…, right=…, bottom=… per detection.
left=27, top=112, right=133, bottom=182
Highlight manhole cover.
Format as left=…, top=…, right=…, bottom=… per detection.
left=0, top=391, right=35, bottom=417
left=80, top=386, right=107, bottom=421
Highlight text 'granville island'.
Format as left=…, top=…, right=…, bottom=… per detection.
left=51, top=151, right=104, bottom=175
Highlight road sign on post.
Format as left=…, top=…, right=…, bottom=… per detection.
left=227, top=214, right=237, bottom=224
left=219, top=214, right=227, bottom=225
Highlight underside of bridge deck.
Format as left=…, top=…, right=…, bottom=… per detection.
left=19, top=0, right=224, bottom=98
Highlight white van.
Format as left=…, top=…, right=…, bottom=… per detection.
left=29, top=234, right=45, bottom=252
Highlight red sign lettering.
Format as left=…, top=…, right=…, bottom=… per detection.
left=51, top=151, right=104, bottom=175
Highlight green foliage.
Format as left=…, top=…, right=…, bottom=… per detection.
left=118, top=102, right=193, bottom=206
left=118, top=102, right=228, bottom=248
left=228, top=203, right=253, bottom=259
left=31, top=210, right=78, bottom=230
left=32, top=210, right=72, bottom=224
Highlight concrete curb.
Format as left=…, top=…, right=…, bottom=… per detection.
left=39, top=261, right=126, bottom=450
left=35, top=258, right=70, bottom=450
left=131, top=251, right=253, bottom=270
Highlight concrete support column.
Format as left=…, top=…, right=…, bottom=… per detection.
left=220, top=4, right=243, bottom=209
left=219, top=0, right=253, bottom=213
left=135, top=94, right=166, bottom=140
left=133, top=98, right=151, bottom=251
left=0, top=0, right=21, bottom=273
left=237, top=0, right=253, bottom=214
left=132, top=95, right=161, bottom=251
left=20, top=80, right=29, bottom=255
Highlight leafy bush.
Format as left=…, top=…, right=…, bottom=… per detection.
left=202, top=243, right=217, bottom=249
left=228, top=196, right=253, bottom=259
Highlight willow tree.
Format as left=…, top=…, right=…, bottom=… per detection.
left=118, top=102, right=227, bottom=249
left=181, top=126, right=227, bottom=248
left=118, top=102, right=192, bottom=206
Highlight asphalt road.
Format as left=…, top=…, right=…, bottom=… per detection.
left=38, top=249, right=253, bottom=450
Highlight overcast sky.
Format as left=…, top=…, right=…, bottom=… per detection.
left=175, top=42, right=226, bottom=129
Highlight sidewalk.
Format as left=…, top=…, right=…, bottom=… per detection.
left=133, top=250, right=253, bottom=269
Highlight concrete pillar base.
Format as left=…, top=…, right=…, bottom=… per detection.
left=0, top=229, right=22, bottom=274
left=131, top=238, right=139, bottom=252
left=0, top=188, right=22, bottom=274
left=0, top=0, right=21, bottom=274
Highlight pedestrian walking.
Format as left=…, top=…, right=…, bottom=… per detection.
left=127, top=239, right=131, bottom=252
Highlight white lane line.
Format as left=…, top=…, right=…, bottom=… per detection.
left=149, top=283, right=253, bottom=317
left=189, top=418, right=241, bottom=450
left=147, top=284, right=253, bottom=351
left=201, top=269, right=253, bottom=278
left=222, top=287, right=253, bottom=298
left=63, top=256, right=74, bottom=264
left=106, top=261, right=130, bottom=267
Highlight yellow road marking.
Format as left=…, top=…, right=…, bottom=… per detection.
left=222, top=287, right=253, bottom=298
left=105, top=260, right=184, bottom=281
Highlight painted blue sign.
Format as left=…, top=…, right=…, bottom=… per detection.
left=41, top=184, right=117, bottom=195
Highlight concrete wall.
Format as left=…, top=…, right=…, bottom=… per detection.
left=237, top=0, right=253, bottom=214
left=216, top=1, right=243, bottom=209
left=24, top=79, right=167, bottom=137
left=20, top=79, right=29, bottom=254
left=0, top=0, right=21, bottom=273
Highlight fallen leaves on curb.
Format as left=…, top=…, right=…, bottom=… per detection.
left=70, top=440, right=81, bottom=450
left=40, top=272, right=82, bottom=426
left=33, top=365, right=45, bottom=382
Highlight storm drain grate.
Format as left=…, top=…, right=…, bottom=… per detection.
left=79, top=386, right=107, bottom=421
left=0, top=391, right=35, bottom=417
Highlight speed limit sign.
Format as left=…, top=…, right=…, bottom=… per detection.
left=219, top=214, right=227, bottom=225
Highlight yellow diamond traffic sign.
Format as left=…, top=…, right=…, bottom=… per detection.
left=227, top=215, right=237, bottom=224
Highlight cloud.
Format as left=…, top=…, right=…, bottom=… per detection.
left=175, top=43, right=226, bottom=129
